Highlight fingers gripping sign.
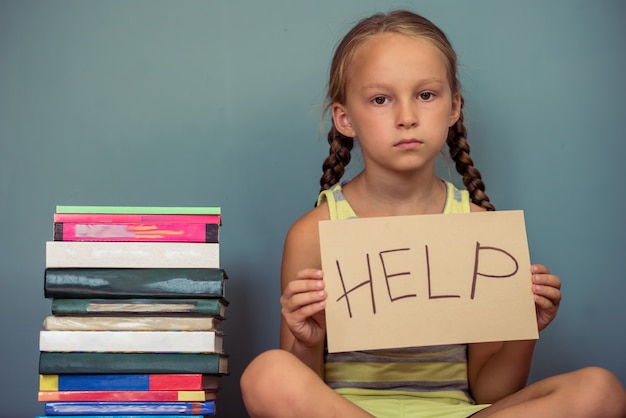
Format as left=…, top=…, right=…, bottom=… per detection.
left=531, top=264, right=562, bottom=331
left=281, top=269, right=327, bottom=348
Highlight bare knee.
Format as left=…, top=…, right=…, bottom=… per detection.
left=241, top=349, right=315, bottom=418
left=569, top=367, right=626, bottom=417
left=241, top=350, right=286, bottom=414
left=241, top=349, right=288, bottom=391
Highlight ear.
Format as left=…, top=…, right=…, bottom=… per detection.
left=449, top=92, right=461, bottom=127
left=331, top=102, right=356, bottom=138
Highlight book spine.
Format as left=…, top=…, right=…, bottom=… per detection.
left=44, top=401, right=215, bottom=415
left=38, top=390, right=210, bottom=402
left=150, top=374, right=219, bottom=391
left=39, top=330, right=223, bottom=353
left=43, top=315, right=221, bottom=331
left=40, top=374, right=218, bottom=391
left=44, top=268, right=226, bottom=299
left=45, top=241, right=220, bottom=268
left=53, top=213, right=221, bottom=224
left=39, top=352, right=228, bottom=375
left=54, top=223, right=219, bottom=243
left=51, top=298, right=227, bottom=317
left=55, top=205, right=221, bottom=215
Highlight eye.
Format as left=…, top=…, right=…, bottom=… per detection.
left=418, top=92, right=435, bottom=101
left=372, top=96, right=388, bottom=105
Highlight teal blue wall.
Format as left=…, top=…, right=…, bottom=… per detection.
left=1, top=1, right=624, bottom=416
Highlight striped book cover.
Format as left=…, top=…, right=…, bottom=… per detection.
left=39, top=374, right=220, bottom=392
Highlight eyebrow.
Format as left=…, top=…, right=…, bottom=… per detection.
left=360, top=78, right=446, bottom=90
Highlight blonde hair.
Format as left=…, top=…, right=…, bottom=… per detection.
left=320, top=10, right=494, bottom=211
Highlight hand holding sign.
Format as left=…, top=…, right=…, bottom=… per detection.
left=280, top=268, right=327, bottom=348
left=318, top=210, right=538, bottom=353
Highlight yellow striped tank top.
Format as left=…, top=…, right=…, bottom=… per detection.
left=317, top=180, right=476, bottom=404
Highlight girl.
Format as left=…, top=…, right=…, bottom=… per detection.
left=240, top=10, right=626, bottom=418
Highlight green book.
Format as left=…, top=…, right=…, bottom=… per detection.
left=51, top=298, right=228, bottom=318
left=39, top=352, right=229, bottom=374
left=45, top=268, right=227, bottom=299
left=55, top=206, right=221, bottom=215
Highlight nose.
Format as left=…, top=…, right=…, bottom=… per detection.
left=396, top=100, right=418, bottom=129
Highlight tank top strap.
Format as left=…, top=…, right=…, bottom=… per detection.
left=317, top=181, right=470, bottom=218
left=443, top=181, right=471, bottom=214
left=316, top=183, right=357, bottom=220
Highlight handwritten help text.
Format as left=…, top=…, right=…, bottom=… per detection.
left=334, top=243, right=519, bottom=318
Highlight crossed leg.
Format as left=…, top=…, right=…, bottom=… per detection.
left=472, top=367, right=626, bottom=418
left=241, top=349, right=373, bottom=418
left=242, top=350, right=626, bottom=418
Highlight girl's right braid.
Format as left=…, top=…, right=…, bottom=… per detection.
left=320, top=125, right=354, bottom=193
left=447, top=99, right=496, bottom=211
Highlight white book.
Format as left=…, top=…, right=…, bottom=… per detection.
left=45, top=241, right=219, bottom=268
left=39, top=330, right=223, bottom=353
left=42, top=315, right=222, bottom=331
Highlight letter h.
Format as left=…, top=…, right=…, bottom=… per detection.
left=334, top=254, right=376, bottom=318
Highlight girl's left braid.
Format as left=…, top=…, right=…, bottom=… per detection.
left=319, top=125, right=353, bottom=193
left=447, top=97, right=495, bottom=211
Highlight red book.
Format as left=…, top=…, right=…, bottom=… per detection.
left=54, top=222, right=219, bottom=243
left=38, top=390, right=216, bottom=402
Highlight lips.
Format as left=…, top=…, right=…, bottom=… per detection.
left=394, top=138, right=423, bottom=148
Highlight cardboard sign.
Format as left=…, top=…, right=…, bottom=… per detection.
left=319, top=210, right=538, bottom=353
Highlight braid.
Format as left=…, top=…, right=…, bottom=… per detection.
left=447, top=97, right=495, bottom=211
left=320, top=125, right=353, bottom=193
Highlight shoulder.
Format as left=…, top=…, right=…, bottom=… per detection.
left=286, top=204, right=329, bottom=242
left=470, top=202, right=486, bottom=212
left=282, top=204, right=330, bottom=271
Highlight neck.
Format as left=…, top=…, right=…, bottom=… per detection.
left=344, top=170, right=447, bottom=217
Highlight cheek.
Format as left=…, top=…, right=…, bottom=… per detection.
left=353, top=114, right=383, bottom=134
left=436, top=106, right=457, bottom=128
left=431, top=111, right=455, bottom=139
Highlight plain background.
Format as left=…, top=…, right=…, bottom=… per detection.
left=1, top=1, right=624, bottom=416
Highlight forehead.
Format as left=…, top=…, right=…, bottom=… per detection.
left=347, top=33, right=451, bottom=84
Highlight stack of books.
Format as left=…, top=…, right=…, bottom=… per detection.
left=37, top=205, right=229, bottom=417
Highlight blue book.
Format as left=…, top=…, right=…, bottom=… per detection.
left=42, top=374, right=155, bottom=391
left=44, top=401, right=215, bottom=415
left=40, top=373, right=218, bottom=391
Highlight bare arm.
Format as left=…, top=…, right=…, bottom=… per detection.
left=279, top=205, right=329, bottom=377
left=468, top=264, right=562, bottom=403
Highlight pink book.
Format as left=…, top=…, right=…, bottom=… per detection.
left=53, top=213, right=221, bottom=224
left=54, top=223, right=219, bottom=243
